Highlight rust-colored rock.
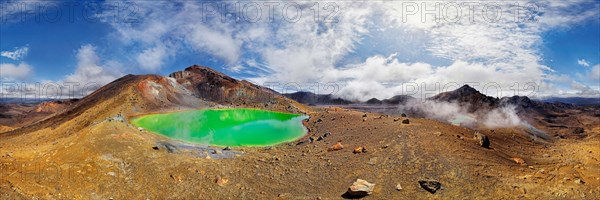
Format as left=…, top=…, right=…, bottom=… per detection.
left=328, top=142, right=344, bottom=151
left=512, top=157, right=526, bottom=165
left=353, top=147, right=367, bottom=154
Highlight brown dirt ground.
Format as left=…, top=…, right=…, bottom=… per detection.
left=1, top=105, right=599, bottom=199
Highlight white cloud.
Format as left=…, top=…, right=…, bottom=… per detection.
left=96, top=1, right=599, bottom=98
left=0, top=62, right=32, bottom=80
left=570, top=81, right=600, bottom=97
left=101, top=1, right=243, bottom=69
left=185, top=23, right=241, bottom=64
left=136, top=44, right=169, bottom=71
left=578, top=59, right=591, bottom=67
left=62, top=44, right=122, bottom=95
left=0, top=45, right=122, bottom=99
left=0, top=0, right=57, bottom=24
left=591, top=64, right=600, bottom=81
left=244, top=1, right=598, bottom=99
left=1, top=46, right=29, bottom=60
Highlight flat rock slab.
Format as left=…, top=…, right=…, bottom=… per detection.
left=419, top=180, right=441, bottom=194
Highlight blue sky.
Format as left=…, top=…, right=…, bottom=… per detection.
left=1, top=0, right=599, bottom=100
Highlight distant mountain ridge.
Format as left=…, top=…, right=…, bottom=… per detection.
left=428, top=85, right=499, bottom=112
left=541, top=97, right=600, bottom=105
left=282, top=91, right=352, bottom=105
left=285, top=85, right=598, bottom=138
left=283, top=92, right=414, bottom=105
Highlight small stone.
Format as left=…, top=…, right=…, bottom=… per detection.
left=353, top=147, right=367, bottom=154
left=396, top=184, right=403, bottom=191
left=575, top=179, right=585, bottom=184
left=402, top=119, right=410, bottom=124
left=323, top=132, right=331, bottom=137
left=223, top=146, right=232, bottom=151
left=296, top=138, right=311, bottom=145
left=316, top=118, right=323, bottom=122
left=418, top=180, right=441, bottom=194
left=170, top=174, right=183, bottom=182
left=328, top=142, right=344, bottom=151
left=277, top=193, right=291, bottom=198
left=362, top=113, right=368, bottom=117
left=401, top=113, right=407, bottom=117
left=512, top=157, right=526, bottom=165
left=163, top=143, right=178, bottom=153
left=346, top=179, right=375, bottom=198
left=215, top=176, right=228, bottom=186
left=367, top=157, right=378, bottom=165
left=152, top=146, right=159, bottom=150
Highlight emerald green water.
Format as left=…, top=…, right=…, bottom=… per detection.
left=130, top=109, right=308, bottom=147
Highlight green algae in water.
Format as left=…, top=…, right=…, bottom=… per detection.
left=130, top=109, right=308, bottom=147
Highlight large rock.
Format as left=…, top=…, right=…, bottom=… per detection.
left=418, top=180, right=441, bottom=194
left=346, top=179, right=375, bottom=197
left=474, top=132, right=490, bottom=148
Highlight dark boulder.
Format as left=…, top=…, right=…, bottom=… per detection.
left=474, top=132, right=490, bottom=148
left=418, top=180, right=441, bottom=194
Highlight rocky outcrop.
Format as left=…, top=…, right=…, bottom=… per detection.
left=169, top=65, right=281, bottom=105
left=429, top=85, right=499, bottom=113
left=33, top=99, right=78, bottom=113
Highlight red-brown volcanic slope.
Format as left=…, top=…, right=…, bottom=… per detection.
left=0, top=66, right=598, bottom=199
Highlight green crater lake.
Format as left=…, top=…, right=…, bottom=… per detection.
left=130, top=109, right=308, bottom=147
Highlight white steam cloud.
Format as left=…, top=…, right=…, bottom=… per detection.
left=399, top=99, right=525, bottom=128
